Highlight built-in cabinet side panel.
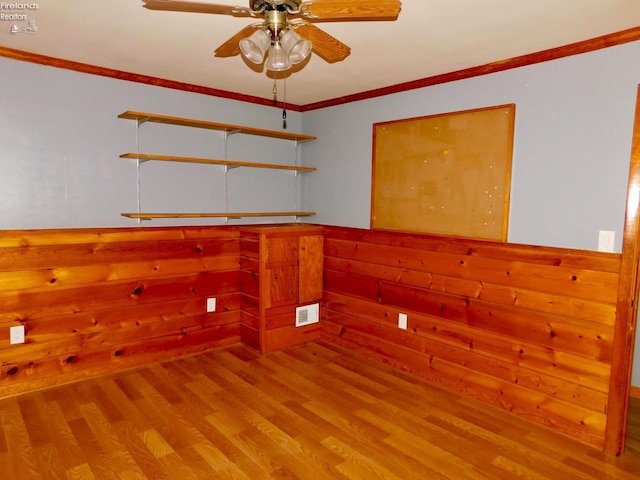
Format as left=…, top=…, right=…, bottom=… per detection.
left=268, top=266, right=299, bottom=307
left=267, top=236, right=299, bottom=265
left=266, top=235, right=300, bottom=309
left=239, top=233, right=260, bottom=349
left=262, top=318, right=322, bottom=353
left=299, top=235, right=324, bottom=303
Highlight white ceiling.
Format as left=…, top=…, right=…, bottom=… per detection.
left=2, top=0, right=640, bottom=106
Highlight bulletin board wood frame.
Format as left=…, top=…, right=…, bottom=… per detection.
left=371, top=104, right=515, bottom=241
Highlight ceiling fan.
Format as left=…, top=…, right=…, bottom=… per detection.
left=142, top=0, right=402, bottom=72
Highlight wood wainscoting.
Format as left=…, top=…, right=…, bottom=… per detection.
left=322, top=226, right=621, bottom=450
left=0, top=226, right=242, bottom=399
left=0, top=223, right=633, bottom=453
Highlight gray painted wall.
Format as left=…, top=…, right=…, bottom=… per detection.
left=300, top=41, right=640, bottom=387
left=0, top=57, right=303, bottom=229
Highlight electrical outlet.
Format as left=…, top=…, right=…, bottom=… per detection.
left=10, top=325, right=25, bottom=344
left=398, top=313, right=408, bottom=330
left=206, top=297, right=216, bottom=312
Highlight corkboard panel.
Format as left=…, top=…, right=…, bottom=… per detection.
left=371, top=104, right=515, bottom=240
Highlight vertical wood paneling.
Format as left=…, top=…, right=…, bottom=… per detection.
left=299, top=235, right=324, bottom=303
left=0, top=226, right=241, bottom=398
left=322, top=226, right=621, bottom=449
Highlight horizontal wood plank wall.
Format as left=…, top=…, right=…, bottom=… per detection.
left=321, top=226, right=621, bottom=449
left=0, top=226, right=241, bottom=398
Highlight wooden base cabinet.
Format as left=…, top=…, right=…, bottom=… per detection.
left=239, top=224, right=323, bottom=353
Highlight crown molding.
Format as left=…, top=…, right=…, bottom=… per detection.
left=0, top=45, right=300, bottom=111
left=300, top=26, right=640, bottom=111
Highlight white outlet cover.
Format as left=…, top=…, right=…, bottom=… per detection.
left=206, top=297, right=216, bottom=312
left=10, top=325, right=25, bottom=344
left=597, top=230, right=615, bottom=253
left=398, top=313, right=408, bottom=330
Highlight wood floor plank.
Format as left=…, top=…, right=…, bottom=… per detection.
left=0, top=399, right=44, bottom=480
left=80, top=401, right=145, bottom=478
left=0, top=341, right=638, bottom=479
left=156, top=451, right=200, bottom=480
left=110, top=420, right=173, bottom=480
left=67, top=417, right=120, bottom=480
left=65, top=463, right=96, bottom=480
left=321, top=436, right=405, bottom=480
left=41, top=397, right=85, bottom=471
left=33, top=443, right=69, bottom=480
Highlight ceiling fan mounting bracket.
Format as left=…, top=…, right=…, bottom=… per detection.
left=250, top=0, right=302, bottom=14
left=264, top=9, right=289, bottom=37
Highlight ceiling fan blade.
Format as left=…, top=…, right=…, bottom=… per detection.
left=298, top=0, right=401, bottom=21
left=214, top=24, right=262, bottom=58
left=143, top=0, right=253, bottom=17
left=293, top=23, right=350, bottom=63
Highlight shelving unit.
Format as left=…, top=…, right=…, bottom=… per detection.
left=118, top=111, right=317, bottom=221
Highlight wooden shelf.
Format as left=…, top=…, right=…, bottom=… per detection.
left=122, top=212, right=316, bottom=220
left=118, top=111, right=317, bottom=143
left=120, top=153, right=317, bottom=172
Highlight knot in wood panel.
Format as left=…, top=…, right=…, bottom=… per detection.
left=131, top=285, right=144, bottom=296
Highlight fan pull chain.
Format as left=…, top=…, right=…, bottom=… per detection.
left=282, top=76, right=287, bottom=129
left=272, top=75, right=287, bottom=129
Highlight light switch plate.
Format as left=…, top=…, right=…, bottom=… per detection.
left=206, top=297, right=216, bottom=312
left=598, top=230, right=615, bottom=253
left=398, top=313, right=408, bottom=330
left=10, top=325, right=25, bottom=344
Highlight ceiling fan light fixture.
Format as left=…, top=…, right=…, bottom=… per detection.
left=239, top=28, right=271, bottom=64
left=279, top=28, right=312, bottom=65
left=265, top=43, right=291, bottom=72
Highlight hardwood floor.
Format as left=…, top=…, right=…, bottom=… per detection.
left=1, top=341, right=639, bottom=479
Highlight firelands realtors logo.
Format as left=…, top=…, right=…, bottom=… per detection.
left=1, top=2, right=39, bottom=34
